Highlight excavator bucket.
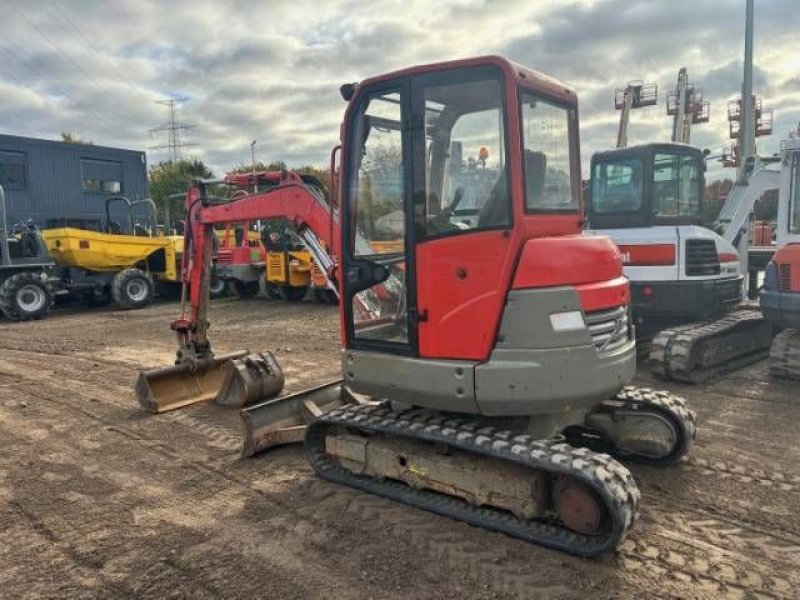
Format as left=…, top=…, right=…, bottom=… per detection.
left=240, top=380, right=371, bottom=457
left=215, top=352, right=284, bottom=407
left=136, top=350, right=249, bottom=413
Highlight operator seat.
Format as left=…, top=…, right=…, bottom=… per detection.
left=524, top=150, right=547, bottom=207
left=477, top=167, right=510, bottom=228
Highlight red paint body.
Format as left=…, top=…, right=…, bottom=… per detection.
left=773, top=243, right=800, bottom=292
left=617, top=244, right=676, bottom=266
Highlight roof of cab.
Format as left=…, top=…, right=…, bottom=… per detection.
left=352, top=55, right=577, bottom=106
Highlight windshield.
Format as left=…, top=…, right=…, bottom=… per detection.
left=652, top=152, right=701, bottom=218
left=591, top=157, right=643, bottom=213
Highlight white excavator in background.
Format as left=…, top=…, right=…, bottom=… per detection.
left=586, top=142, right=778, bottom=383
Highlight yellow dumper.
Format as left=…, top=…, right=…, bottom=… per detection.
left=41, top=197, right=181, bottom=309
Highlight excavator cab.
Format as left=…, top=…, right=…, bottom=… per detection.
left=588, top=143, right=707, bottom=230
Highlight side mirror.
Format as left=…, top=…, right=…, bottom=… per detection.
left=346, top=258, right=390, bottom=295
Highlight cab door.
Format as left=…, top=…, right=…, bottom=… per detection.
left=341, top=84, right=418, bottom=355
left=410, top=68, right=514, bottom=361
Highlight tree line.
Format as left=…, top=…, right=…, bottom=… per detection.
left=148, top=159, right=330, bottom=224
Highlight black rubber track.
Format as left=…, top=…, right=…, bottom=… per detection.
left=305, top=403, right=640, bottom=557
left=649, top=310, right=773, bottom=384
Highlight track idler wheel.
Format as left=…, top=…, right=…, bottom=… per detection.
left=553, top=476, right=605, bottom=535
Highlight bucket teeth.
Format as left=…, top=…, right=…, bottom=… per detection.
left=216, top=352, right=285, bottom=407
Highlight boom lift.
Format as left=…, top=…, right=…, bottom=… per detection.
left=666, top=68, right=710, bottom=145
left=587, top=143, right=774, bottom=382
left=137, top=56, right=696, bottom=556
left=614, top=81, right=657, bottom=149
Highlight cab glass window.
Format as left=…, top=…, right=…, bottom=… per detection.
left=591, top=157, right=643, bottom=213
left=790, top=153, right=800, bottom=234
left=652, top=152, right=701, bottom=218
left=421, top=76, right=510, bottom=238
left=520, top=94, right=576, bottom=211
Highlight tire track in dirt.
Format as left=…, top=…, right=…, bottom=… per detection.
left=682, top=455, right=800, bottom=492
left=7, top=375, right=579, bottom=599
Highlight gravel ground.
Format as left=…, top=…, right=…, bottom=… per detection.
left=0, top=296, right=798, bottom=599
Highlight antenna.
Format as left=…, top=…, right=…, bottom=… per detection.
left=149, top=97, right=197, bottom=162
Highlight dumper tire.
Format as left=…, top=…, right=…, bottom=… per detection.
left=265, top=283, right=282, bottom=300
left=209, top=275, right=227, bottom=299
left=0, top=271, right=54, bottom=321
left=112, top=268, right=154, bottom=310
left=312, top=288, right=338, bottom=305
left=280, top=285, right=307, bottom=302
left=230, top=280, right=260, bottom=299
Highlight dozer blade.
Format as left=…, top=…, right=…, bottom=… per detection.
left=240, top=380, right=371, bottom=458
left=136, top=350, right=249, bottom=414
left=215, top=352, right=285, bottom=407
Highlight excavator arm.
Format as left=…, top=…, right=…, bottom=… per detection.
left=136, top=170, right=339, bottom=413
left=174, top=171, right=338, bottom=358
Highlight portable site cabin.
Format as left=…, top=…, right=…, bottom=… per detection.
left=0, top=134, right=149, bottom=230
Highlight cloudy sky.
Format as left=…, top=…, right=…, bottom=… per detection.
left=0, top=0, right=798, bottom=183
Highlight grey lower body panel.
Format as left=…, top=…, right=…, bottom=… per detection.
left=342, top=338, right=635, bottom=418
left=343, top=351, right=480, bottom=414
left=474, top=340, right=636, bottom=416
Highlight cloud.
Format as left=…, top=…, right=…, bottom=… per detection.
left=0, top=0, right=797, bottom=182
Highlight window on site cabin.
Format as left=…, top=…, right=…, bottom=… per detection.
left=520, top=93, right=576, bottom=211
left=0, top=151, right=27, bottom=190
left=422, top=76, right=510, bottom=237
left=81, top=158, right=122, bottom=194
left=652, top=152, right=701, bottom=219
left=591, top=157, right=643, bottom=213
left=790, top=152, right=800, bottom=234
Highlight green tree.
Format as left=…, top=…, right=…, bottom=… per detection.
left=149, top=160, right=214, bottom=224
left=60, top=131, right=92, bottom=144
left=704, top=178, right=734, bottom=223
left=754, top=188, right=778, bottom=221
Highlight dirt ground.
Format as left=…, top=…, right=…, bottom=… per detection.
left=0, top=296, right=798, bottom=600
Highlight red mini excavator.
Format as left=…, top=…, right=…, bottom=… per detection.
left=137, top=56, right=696, bottom=556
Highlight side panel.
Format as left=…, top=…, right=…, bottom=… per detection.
left=415, top=229, right=512, bottom=360
left=587, top=226, right=679, bottom=283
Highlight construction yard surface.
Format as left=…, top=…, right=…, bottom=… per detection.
left=0, top=297, right=798, bottom=599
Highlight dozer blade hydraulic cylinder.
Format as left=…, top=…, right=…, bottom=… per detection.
left=240, top=380, right=371, bottom=458
left=136, top=350, right=249, bottom=413
left=216, top=352, right=284, bottom=407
